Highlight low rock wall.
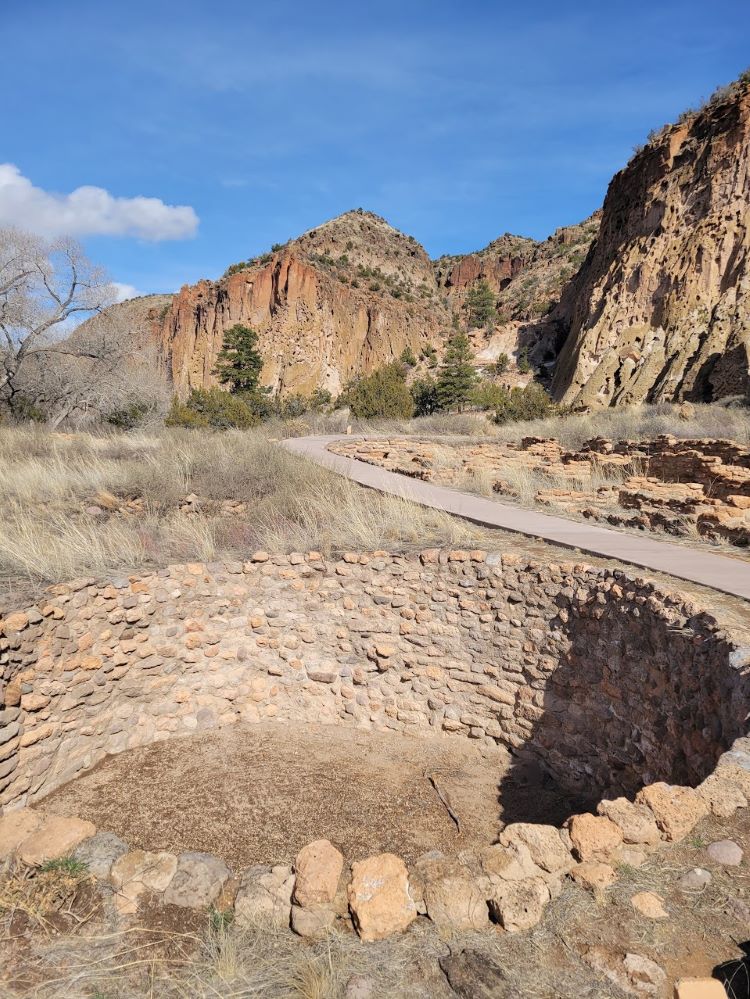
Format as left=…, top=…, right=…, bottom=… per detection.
left=1, top=550, right=748, bottom=812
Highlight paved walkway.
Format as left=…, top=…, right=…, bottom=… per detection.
left=282, top=435, right=750, bottom=601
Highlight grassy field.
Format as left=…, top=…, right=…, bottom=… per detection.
left=0, top=425, right=489, bottom=609
left=361, top=401, right=750, bottom=447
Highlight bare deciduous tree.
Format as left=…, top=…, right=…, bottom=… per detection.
left=0, top=227, right=115, bottom=414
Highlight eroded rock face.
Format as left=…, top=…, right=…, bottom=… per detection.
left=152, top=209, right=598, bottom=399
left=347, top=853, right=416, bottom=941
left=233, top=864, right=294, bottom=929
left=553, top=77, right=750, bottom=407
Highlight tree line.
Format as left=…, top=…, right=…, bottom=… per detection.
left=167, top=322, right=557, bottom=429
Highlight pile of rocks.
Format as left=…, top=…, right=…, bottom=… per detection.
left=329, top=435, right=750, bottom=546
left=1, top=736, right=748, bottom=944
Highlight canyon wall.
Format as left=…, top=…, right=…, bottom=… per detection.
left=552, top=78, right=750, bottom=408
left=1, top=550, right=747, bottom=814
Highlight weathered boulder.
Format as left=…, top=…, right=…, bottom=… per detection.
left=164, top=852, right=230, bottom=908
left=488, top=877, right=550, bottom=933
left=293, top=839, right=343, bottom=907
left=438, top=949, right=512, bottom=998
left=636, top=784, right=708, bottom=842
left=0, top=808, right=41, bottom=859
left=423, top=872, right=490, bottom=933
left=697, top=771, right=747, bottom=818
left=73, top=832, right=128, bottom=879
left=498, top=822, right=573, bottom=873
left=110, top=850, right=178, bottom=914
left=290, top=903, right=336, bottom=939
left=566, top=813, right=623, bottom=862
left=597, top=798, right=661, bottom=846
left=234, top=865, right=294, bottom=929
left=19, top=815, right=96, bottom=866
left=348, top=853, right=416, bottom=941
left=706, top=840, right=743, bottom=867
left=570, top=861, right=617, bottom=892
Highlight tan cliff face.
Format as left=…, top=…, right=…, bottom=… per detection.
left=157, top=212, right=449, bottom=398
left=552, top=78, right=750, bottom=408
left=153, top=209, right=601, bottom=398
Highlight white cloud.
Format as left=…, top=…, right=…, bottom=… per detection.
left=112, top=282, right=141, bottom=302
left=0, top=164, right=198, bottom=241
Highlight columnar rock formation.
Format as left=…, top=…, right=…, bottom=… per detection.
left=1, top=551, right=747, bottom=812
left=552, top=76, right=750, bottom=407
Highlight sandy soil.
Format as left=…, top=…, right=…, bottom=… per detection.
left=43, top=722, right=553, bottom=867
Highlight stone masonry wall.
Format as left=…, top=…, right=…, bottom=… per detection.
left=1, top=550, right=748, bottom=813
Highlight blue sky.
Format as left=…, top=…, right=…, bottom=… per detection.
left=2, top=0, right=748, bottom=297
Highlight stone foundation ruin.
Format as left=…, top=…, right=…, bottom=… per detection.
left=2, top=549, right=750, bottom=945
left=1, top=550, right=748, bottom=812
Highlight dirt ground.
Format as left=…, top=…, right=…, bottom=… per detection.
left=41, top=721, right=583, bottom=868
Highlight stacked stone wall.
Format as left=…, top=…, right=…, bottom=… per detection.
left=1, top=550, right=748, bottom=812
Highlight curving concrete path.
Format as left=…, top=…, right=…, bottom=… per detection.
left=282, top=434, right=750, bottom=601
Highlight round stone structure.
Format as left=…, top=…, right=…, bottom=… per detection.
left=0, top=549, right=748, bottom=814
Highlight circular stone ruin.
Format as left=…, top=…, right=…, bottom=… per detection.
left=1, top=549, right=749, bottom=937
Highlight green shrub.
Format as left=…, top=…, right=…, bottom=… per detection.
left=493, top=384, right=557, bottom=424
left=517, top=348, right=531, bottom=374
left=411, top=376, right=440, bottom=416
left=166, top=389, right=260, bottom=430
left=400, top=346, right=417, bottom=367
left=492, top=353, right=509, bottom=375
left=106, top=401, right=155, bottom=430
left=469, top=381, right=510, bottom=411
left=338, top=362, right=414, bottom=419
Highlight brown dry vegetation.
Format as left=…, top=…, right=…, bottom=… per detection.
left=0, top=424, right=490, bottom=610
left=364, top=401, right=750, bottom=446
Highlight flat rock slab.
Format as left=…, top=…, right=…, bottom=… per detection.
left=18, top=815, right=96, bottom=866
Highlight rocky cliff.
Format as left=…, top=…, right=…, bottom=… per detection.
left=157, top=211, right=448, bottom=397
left=155, top=209, right=598, bottom=398
left=552, top=75, right=750, bottom=408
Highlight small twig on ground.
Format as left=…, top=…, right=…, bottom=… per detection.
left=425, top=770, right=462, bottom=833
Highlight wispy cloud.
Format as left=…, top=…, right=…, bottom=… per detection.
left=0, top=164, right=199, bottom=241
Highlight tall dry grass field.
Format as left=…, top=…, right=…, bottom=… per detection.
left=0, top=426, right=487, bottom=608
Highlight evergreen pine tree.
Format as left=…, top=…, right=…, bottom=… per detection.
left=436, top=332, right=478, bottom=411
left=213, top=324, right=263, bottom=395
left=464, top=280, right=497, bottom=328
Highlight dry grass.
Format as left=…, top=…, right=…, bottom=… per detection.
left=0, top=426, right=489, bottom=607
left=10, top=918, right=448, bottom=999
left=483, top=401, right=750, bottom=448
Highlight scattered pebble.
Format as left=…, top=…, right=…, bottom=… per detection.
left=631, top=891, right=669, bottom=920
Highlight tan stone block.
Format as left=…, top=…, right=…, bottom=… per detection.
left=566, top=813, right=623, bottom=862
left=348, top=854, right=416, bottom=941
left=674, top=980, right=727, bottom=998
left=636, top=783, right=708, bottom=842
left=2, top=612, right=29, bottom=633
left=19, top=815, right=96, bottom=865
left=0, top=808, right=42, bottom=859
left=293, top=839, right=344, bottom=907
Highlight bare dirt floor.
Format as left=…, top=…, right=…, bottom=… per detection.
left=40, top=721, right=584, bottom=868
left=6, top=725, right=750, bottom=996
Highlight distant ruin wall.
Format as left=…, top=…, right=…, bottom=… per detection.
left=1, top=551, right=748, bottom=812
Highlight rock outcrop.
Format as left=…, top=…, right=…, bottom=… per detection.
left=157, top=211, right=448, bottom=398
left=552, top=74, right=750, bottom=407
left=153, top=209, right=599, bottom=398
